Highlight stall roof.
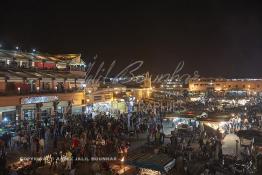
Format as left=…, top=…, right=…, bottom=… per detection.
left=164, top=111, right=202, bottom=119
left=237, top=129, right=262, bottom=139
left=237, top=129, right=262, bottom=146
left=197, top=112, right=231, bottom=122
left=126, top=152, right=175, bottom=173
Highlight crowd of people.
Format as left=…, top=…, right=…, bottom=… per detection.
left=0, top=97, right=262, bottom=174
left=0, top=111, right=152, bottom=175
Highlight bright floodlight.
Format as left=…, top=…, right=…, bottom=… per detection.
left=32, top=49, right=36, bottom=52
left=16, top=46, right=19, bottom=50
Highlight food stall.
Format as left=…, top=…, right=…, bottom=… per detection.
left=9, top=158, right=33, bottom=174
left=197, top=112, right=232, bottom=138
left=235, top=129, right=262, bottom=173
left=164, top=111, right=200, bottom=129
left=90, top=99, right=128, bottom=117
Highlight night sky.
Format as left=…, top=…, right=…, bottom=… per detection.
left=1, top=1, right=262, bottom=78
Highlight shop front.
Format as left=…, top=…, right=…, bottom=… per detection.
left=1, top=108, right=16, bottom=123
left=41, top=102, right=53, bottom=118
left=0, top=106, right=17, bottom=137
left=20, top=95, right=59, bottom=121
left=57, top=101, right=68, bottom=114
left=0, top=106, right=16, bottom=125
left=72, top=105, right=84, bottom=114
left=22, top=104, right=36, bottom=121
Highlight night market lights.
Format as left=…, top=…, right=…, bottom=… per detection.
left=1, top=1, right=262, bottom=174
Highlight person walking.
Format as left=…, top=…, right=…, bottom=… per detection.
left=50, top=151, right=58, bottom=170
left=39, top=138, right=45, bottom=155
left=65, top=150, right=72, bottom=170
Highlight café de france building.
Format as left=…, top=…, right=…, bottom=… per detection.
left=0, top=49, right=87, bottom=123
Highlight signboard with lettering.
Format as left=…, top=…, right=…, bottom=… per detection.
left=21, top=96, right=59, bottom=105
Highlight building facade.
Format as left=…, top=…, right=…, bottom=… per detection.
left=189, top=78, right=262, bottom=95
left=0, top=49, right=87, bottom=123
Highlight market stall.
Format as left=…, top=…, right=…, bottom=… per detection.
left=198, top=112, right=232, bottom=138
left=164, top=111, right=199, bottom=129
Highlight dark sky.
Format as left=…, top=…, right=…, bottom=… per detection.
left=1, top=1, right=262, bottom=78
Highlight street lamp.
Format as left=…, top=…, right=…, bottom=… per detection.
left=120, top=157, right=125, bottom=173
left=17, top=87, right=21, bottom=94
left=3, top=117, right=8, bottom=122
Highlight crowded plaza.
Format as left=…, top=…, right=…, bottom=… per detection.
left=1, top=74, right=262, bottom=175
left=0, top=49, right=262, bottom=175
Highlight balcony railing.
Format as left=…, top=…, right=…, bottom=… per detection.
left=0, top=64, right=86, bottom=72
left=0, top=88, right=85, bottom=96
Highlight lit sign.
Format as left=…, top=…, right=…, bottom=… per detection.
left=21, top=96, right=59, bottom=104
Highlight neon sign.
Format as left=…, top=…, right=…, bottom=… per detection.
left=21, top=96, right=59, bottom=104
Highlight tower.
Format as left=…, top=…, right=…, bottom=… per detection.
left=144, top=72, right=151, bottom=88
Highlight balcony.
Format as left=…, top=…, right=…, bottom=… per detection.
left=0, top=87, right=85, bottom=96
left=0, top=64, right=86, bottom=72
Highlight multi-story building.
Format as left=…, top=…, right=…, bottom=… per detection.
left=0, top=49, right=87, bottom=124
left=189, top=78, right=262, bottom=95
left=84, top=76, right=153, bottom=115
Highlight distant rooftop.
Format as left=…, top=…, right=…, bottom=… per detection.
left=190, top=77, right=262, bottom=82
left=0, top=49, right=83, bottom=64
